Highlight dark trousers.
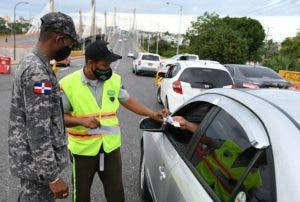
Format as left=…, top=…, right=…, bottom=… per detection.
left=71, top=147, right=125, bottom=202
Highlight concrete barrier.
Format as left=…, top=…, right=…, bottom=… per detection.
left=70, top=50, right=84, bottom=58
left=279, top=70, right=300, bottom=89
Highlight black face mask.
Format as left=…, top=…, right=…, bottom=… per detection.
left=53, top=46, right=72, bottom=61
left=93, top=68, right=112, bottom=81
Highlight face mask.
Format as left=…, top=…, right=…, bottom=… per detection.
left=93, top=68, right=112, bottom=81
left=53, top=46, right=72, bottom=61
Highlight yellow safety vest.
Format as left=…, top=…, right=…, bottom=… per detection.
left=59, top=69, right=121, bottom=156
left=196, top=139, right=262, bottom=201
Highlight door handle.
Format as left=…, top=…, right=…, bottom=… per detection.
left=158, top=166, right=166, bottom=181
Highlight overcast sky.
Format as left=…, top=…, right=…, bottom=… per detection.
left=0, top=0, right=300, bottom=18
left=0, top=0, right=299, bottom=42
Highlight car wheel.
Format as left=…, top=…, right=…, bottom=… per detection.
left=135, top=67, right=140, bottom=75
left=165, top=96, right=169, bottom=110
left=139, top=149, right=151, bottom=200
left=157, top=87, right=162, bottom=104
left=132, top=66, right=135, bottom=73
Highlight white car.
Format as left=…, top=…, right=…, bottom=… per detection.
left=158, top=60, right=234, bottom=113
left=140, top=88, right=300, bottom=201
left=161, top=53, right=199, bottom=66
left=131, top=52, right=161, bottom=75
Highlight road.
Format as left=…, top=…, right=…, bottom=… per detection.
left=0, top=34, right=161, bottom=201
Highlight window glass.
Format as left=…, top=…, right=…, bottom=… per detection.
left=239, top=66, right=282, bottom=79
left=190, top=110, right=274, bottom=201
left=171, top=65, right=181, bottom=77
left=164, top=102, right=213, bottom=153
left=141, top=54, right=160, bottom=61
left=179, top=68, right=233, bottom=88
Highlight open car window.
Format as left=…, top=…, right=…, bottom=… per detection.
left=164, top=101, right=214, bottom=154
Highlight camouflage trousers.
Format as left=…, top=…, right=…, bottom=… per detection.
left=18, top=179, right=55, bottom=202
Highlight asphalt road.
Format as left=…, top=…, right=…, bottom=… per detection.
left=0, top=34, right=161, bottom=201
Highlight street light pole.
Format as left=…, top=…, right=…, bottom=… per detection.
left=13, top=1, right=28, bottom=61
left=166, top=2, right=182, bottom=55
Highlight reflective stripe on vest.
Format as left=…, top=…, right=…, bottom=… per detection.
left=196, top=139, right=262, bottom=201
left=59, top=70, right=122, bottom=155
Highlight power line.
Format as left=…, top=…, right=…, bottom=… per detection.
left=246, top=0, right=292, bottom=15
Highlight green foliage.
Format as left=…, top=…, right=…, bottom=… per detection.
left=185, top=12, right=265, bottom=64
left=263, top=33, right=300, bottom=71
left=0, top=17, right=30, bottom=35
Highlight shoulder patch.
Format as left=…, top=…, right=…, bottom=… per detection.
left=33, top=81, right=52, bottom=94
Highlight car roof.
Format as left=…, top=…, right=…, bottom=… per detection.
left=224, top=64, right=272, bottom=70
left=176, top=60, right=229, bottom=72
left=139, top=52, right=160, bottom=57
left=248, top=89, right=300, bottom=124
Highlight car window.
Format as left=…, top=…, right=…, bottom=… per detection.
left=166, top=65, right=176, bottom=78
left=141, top=54, right=160, bottom=61
left=189, top=109, right=275, bottom=202
left=179, top=68, right=233, bottom=88
left=164, top=102, right=214, bottom=153
left=179, top=55, right=198, bottom=60
left=225, top=66, right=235, bottom=76
left=172, top=65, right=181, bottom=77
left=239, top=66, right=282, bottom=79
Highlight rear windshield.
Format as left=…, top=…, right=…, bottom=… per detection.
left=239, top=66, right=282, bottom=79
left=141, top=55, right=160, bottom=61
left=179, top=55, right=198, bottom=60
left=179, top=68, right=233, bottom=88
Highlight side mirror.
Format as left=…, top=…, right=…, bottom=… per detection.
left=139, top=117, right=163, bottom=132
left=127, top=52, right=136, bottom=59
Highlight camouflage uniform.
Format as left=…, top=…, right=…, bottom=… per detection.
left=8, top=12, right=80, bottom=201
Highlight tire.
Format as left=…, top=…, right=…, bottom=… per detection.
left=135, top=67, right=140, bottom=75
left=157, top=87, right=162, bottom=104
left=165, top=96, right=169, bottom=110
left=139, top=149, right=151, bottom=200
left=132, top=66, right=135, bottom=73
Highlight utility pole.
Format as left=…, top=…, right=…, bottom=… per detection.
left=91, top=0, right=96, bottom=42
left=49, top=0, right=54, bottom=12
left=147, top=34, right=150, bottom=52
left=78, top=11, right=84, bottom=37
left=132, top=8, right=136, bottom=31
left=104, top=11, right=107, bottom=41
left=114, top=7, right=117, bottom=30
left=156, top=32, right=159, bottom=54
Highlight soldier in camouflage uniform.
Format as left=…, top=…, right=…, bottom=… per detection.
left=8, top=12, right=81, bottom=201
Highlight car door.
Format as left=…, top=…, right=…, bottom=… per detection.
left=184, top=94, right=276, bottom=202
left=143, top=131, right=181, bottom=202
left=160, top=65, right=176, bottom=105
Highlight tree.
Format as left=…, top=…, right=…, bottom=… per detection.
left=186, top=12, right=265, bottom=64
left=223, top=17, right=265, bottom=61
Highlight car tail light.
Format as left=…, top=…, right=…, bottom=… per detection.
left=288, top=85, right=296, bottom=90
left=138, top=60, right=141, bottom=65
left=242, top=82, right=259, bottom=89
left=172, top=80, right=183, bottom=94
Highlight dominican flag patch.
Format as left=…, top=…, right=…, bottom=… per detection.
left=33, top=82, right=52, bottom=94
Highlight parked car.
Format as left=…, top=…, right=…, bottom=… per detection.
left=129, top=52, right=161, bottom=75
left=158, top=60, right=234, bottom=113
left=161, top=53, right=199, bottom=66
left=139, top=88, right=300, bottom=202
left=224, top=64, right=293, bottom=89
left=50, top=56, right=71, bottom=67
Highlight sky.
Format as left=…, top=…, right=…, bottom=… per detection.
left=0, top=0, right=299, bottom=41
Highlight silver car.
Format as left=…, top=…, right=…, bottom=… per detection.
left=139, top=88, right=300, bottom=202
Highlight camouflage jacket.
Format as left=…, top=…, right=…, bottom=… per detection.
left=8, top=48, right=68, bottom=183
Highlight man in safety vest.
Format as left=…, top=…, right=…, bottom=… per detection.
left=59, top=39, right=168, bottom=202
left=172, top=116, right=262, bottom=201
